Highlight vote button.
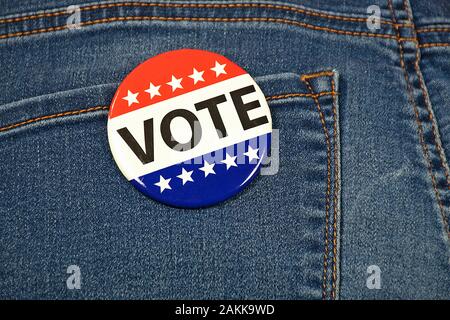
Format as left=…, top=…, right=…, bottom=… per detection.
left=108, top=49, right=272, bottom=208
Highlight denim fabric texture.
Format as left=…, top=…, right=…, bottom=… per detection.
left=0, top=0, right=449, bottom=299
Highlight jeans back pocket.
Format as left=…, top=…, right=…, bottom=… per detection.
left=0, top=69, right=341, bottom=300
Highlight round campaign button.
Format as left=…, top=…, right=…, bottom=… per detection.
left=108, top=49, right=272, bottom=208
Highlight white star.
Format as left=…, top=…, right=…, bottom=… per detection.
left=167, top=75, right=183, bottom=92
left=144, top=82, right=161, bottom=99
left=199, top=160, right=216, bottom=177
left=188, top=68, right=205, bottom=84
left=154, top=175, right=171, bottom=193
left=210, top=61, right=227, bottom=77
left=244, top=146, right=260, bottom=162
left=221, top=153, right=238, bottom=170
left=177, top=168, right=194, bottom=185
left=122, top=90, right=139, bottom=106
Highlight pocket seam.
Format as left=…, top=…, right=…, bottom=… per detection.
left=0, top=91, right=337, bottom=133
left=0, top=105, right=108, bottom=133
left=301, top=70, right=340, bottom=300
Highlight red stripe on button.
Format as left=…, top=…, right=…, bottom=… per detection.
left=109, top=49, right=247, bottom=119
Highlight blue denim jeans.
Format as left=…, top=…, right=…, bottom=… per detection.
left=0, top=0, right=449, bottom=299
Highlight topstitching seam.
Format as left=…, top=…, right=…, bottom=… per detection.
left=0, top=2, right=411, bottom=27
left=387, top=0, right=449, bottom=238
left=417, top=28, right=450, bottom=33
left=0, top=16, right=413, bottom=41
left=0, top=91, right=335, bottom=132
left=330, top=76, right=339, bottom=300
left=301, top=72, right=335, bottom=301
left=418, top=43, right=450, bottom=48
left=403, top=0, right=450, bottom=190
left=0, top=105, right=109, bottom=132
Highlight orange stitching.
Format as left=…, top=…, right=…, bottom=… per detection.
left=0, top=106, right=108, bottom=132
left=330, top=77, right=339, bottom=300
left=417, top=28, right=450, bottom=33
left=301, top=72, right=339, bottom=300
left=0, top=93, right=335, bottom=133
left=419, top=43, right=450, bottom=48
left=404, top=0, right=450, bottom=191
left=0, top=24, right=66, bottom=39
left=266, top=91, right=336, bottom=101
left=0, top=16, right=407, bottom=41
left=0, top=2, right=410, bottom=26
left=399, top=37, right=417, bottom=42
left=301, top=71, right=335, bottom=80
left=301, top=75, right=332, bottom=301
left=388, top=0, right=450, bottom=237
